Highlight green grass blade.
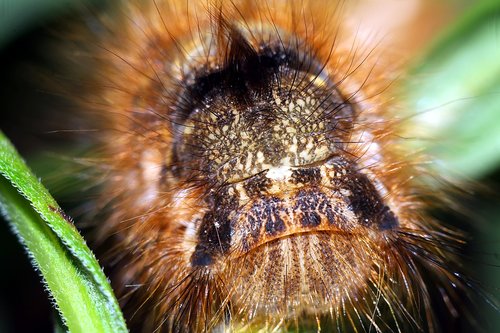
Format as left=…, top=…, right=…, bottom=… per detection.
left=0, top=130, right=127, bottom=333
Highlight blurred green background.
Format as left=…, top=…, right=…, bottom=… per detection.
left=1, top=0, right=500, bottom=332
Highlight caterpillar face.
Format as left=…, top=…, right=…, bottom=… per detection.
left=65, top=0, right=472, bottom=332
left=174, top=32, right=398, bottom=315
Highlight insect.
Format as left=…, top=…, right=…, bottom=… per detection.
left=20, top=0, right=491, bottom=332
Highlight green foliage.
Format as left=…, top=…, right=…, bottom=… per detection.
left=0, top=131, right=127, bottom=332
left=0, top=0, right=79, bottom=47
left=407, top=0, right=500, bottom=177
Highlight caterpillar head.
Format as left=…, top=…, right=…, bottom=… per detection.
left=168, top=26, right=399, bottom=318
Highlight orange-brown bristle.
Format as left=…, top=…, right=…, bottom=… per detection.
left=57, top=1, right=477, bottom=332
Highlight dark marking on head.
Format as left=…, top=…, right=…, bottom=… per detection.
left=238, top=202, right=266, bottom=252
left=243, top=173, right=271, bottom=197
left=191, top=188, right=238, bottom=266
left=317, top=196, right=337, bottom=225
left=291, top=167, right=321, bottom=185
left=263, top=197, right=286, bottom=236
left=340, top=171, right=401, bottom=231
left=294, top=189, right=315, bottom=211
left=293, top=188, right=352, bottom=228
left=301, top=211, right=321, bottom=227
left=191, top=249, right=215, bottom=266
left=346, top=173, right=385, bottom=226
left=247, top=214, right=262, bottom=241
left=378, top=206, right=399, bottom=230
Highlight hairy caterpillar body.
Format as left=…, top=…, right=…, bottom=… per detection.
left=57, top=0, right=477, bottom=332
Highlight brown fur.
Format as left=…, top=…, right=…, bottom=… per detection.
left=58, top=1, right=476, bottom=332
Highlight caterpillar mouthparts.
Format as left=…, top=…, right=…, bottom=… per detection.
left=54, top=0, right=482, bottom=332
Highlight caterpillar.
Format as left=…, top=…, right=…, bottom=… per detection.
left=10, top=0, right=492, bottom=332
